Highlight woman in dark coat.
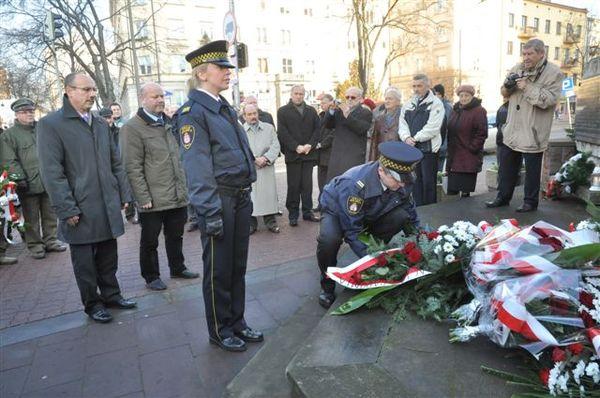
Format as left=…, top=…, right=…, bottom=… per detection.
left=446, top=84, right=488, bottom=197
left=368, top=87, right=402, bottom=161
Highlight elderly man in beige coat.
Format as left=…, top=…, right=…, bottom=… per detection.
left=486, top=38, right=563, bottom=213
left=243, top=104, right=281, bottom=234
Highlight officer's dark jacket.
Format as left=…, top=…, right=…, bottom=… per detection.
left=276, top=100, right=320, bottom=163
left=176, top=90, right=256, bottom=220
left=319, top=161, right=419, bottom=257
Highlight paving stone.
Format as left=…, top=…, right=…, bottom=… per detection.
left=83, top=347, right=142, bottom=398
left=242, top=300, right=279, bottom=331
left=0, top=340, right=37, bottom=370
left=255, top=287, right=303, bottom=322
left=20, top=380, right=83, bottom=398
left=135, top=312, right=188, bottom=355
left=23, top=339, right=85, bottom=392
left=0, top=365, right=29, bottom=397
left=173, top=297, right=205, bottom=322
left=36, top=326, right=88, bottom=347
left=181, top=317, right=210, bottom=358
left=85, top=319, right=137, bottom=357
left=133, top=301, right=176, bottom=320
left=115, top=391, right=145, bottom=398
left=139, top=345, right=204, bottom=398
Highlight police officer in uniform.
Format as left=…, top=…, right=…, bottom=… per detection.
left=176, top=40, right=262, bottom=352
left=316, top=141, right=423, bottom=308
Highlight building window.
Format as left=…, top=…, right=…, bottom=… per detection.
left=436, top=55, right=447, bottom=69
left=172, top=55, right=187, bottom=73
left=520, top=42, right=525, bottom=54
left=574, top=49, right=580, bottom=60
left=508, top=13, right=514, bottom=27
left=132, top=0, right=147, bottom=5
left=507, top=41, right=513, bottom=55
left=282, top=58, right=292, bottom=73
left=279, top=6, right=289, bottom=14
left=303, top=8, right=313, bottom=16
left=545, top=19, right=551, bottom=34
left=168, top=19, right=185, bottom=38
left=280, top=30, right=291, bottom=45
left=556, top=21, right=561, bottom=35
left=436, top=0, right=446, bottom=11
left=554, top=47, right=560, bottom=60
left=533, top=18, right=539, bottom=32
left=566, top=23, right=573, bottom=35
left=258, top=58, right=269, bottom=73
left=415, top=58, right=422, bottom=72
left=305, top=60, right=315, bottom=74
left=134, top=20, right=149, bottom=39
left=521, top=15, right=527, bottom=28
left=139, top=55, right=152, bottom=75
left=257, top=27, right=267, bottom=44
left=564, top=48, right=570, bottom=62
left=260, top=0, right=266, bottom=10
left=544, top=45, right=549, bottom=56
left=436, top=26, right=448, bottom=42
left=576, top=25, right=582, bottom=37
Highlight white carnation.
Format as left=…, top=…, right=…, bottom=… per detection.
left=586, top=362, right=600, bottom=384
left=438, top=225, right=449, bottom=232
left=445, top=254, right=456, bottom=263
left=443, top=242, right=454, bottom=253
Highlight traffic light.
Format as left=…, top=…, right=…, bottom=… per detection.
left=45, top=11, right=64, bottom=41
left=236, top=43, right=248, bottom=69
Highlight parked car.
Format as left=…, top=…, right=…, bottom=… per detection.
left=484, top=113, right=497, bottom=153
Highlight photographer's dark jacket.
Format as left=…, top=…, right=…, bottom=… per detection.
left=398, top=89, right=444, bottom=153
left=503, top=58, right=563, bottom=153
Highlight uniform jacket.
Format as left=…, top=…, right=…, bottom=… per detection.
left=446, top=98, right=488, bottom=174
left=276, top=101, right=320, bottom=163
left=37, top=95, right=133, bottom=244
left=244, top=121, right=280, bottom=216
left=0, top=121, right=45, bottom=194
left=120, top=108, right=188, bottom=213
left=503, top=59, right=563, bottom=153
left=398, top=90, right=444, bottom=153
left=320, top=161, right=418, bottom=258
left=317, top=111, right=334, bottom=167
left=324, top=105, right=373, bottom=181
left=176, top=90, right=256, bottom=221
left=368, top=107, right=401, bottom=161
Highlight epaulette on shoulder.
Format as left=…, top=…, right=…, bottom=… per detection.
left=355, top=180, right=365, bottom=190
left=180, top=106, right=191, bottom=114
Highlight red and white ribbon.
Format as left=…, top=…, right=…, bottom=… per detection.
left=0, top=170, right=25, bottom=243
left=497, top=297, right=559, bottom=345
left=588, top=328, right=600, bottom=356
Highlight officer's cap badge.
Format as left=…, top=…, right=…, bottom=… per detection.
left=180, top=125, right=195, bottom=150
left=347, top=196, right=364, bottom=215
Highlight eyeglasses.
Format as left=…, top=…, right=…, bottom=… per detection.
left=345, top=95, right=357, bottom=100
left=69, top=86, right=98, bottom=93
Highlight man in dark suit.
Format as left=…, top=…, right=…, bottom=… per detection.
left=317, top=94, right=335, bottom=206
left=277, top=85, right=321, bottom=226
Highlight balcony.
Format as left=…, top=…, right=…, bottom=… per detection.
left=517, top=26, right=536, bottom=40
left=561, top=58, right=578, bottom=69
left=563, top=33, right=581, bottom=45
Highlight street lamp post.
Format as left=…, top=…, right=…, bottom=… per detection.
left=228, top=0, right=241, bottom=109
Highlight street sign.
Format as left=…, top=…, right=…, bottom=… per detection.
left=561, top=77, right=574, bottom=94
left=223, top=12, right=236, bottom=44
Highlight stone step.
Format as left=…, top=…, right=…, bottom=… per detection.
left=223, top=296, right=326, bottom=398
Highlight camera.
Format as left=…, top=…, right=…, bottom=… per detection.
left=503, top=72, right=522, bottom=91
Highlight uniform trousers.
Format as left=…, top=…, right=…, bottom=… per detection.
left=69, top=239, right=122, bottom=313
left=285, top=160, right=314, bottom=220
left=497, top=146, right=543, bottom=207
left=200, top=190, right=252, bottom=340
left=316, top=206, right=410, bottom=293
left=138, top=206, right=187, bottom=283
left=20, top=193, right=59, bottom=254
left=413, top=152, right=438, bottom=206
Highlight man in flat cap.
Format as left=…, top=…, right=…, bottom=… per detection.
left=316, top=141, right=422, bottom=308
left=0, top=98, right=66, bottom=259
left=175, top=40, right=262, bottom=352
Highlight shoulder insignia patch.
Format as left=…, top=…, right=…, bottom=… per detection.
left=347, top=195, right=364, bottom=215
left=180, top=125, right=195, bottom=150
left=355, top=180, right=365, bottom=189
left=180, top=106, right=191, bottom=114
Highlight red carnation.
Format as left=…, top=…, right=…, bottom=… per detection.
left=407, top=248, right=423, bottom=264
left=539, top=368, right=550, bottom=386
left=568, top=222, right=575, bottom=232
left=551, top=347, right=567, bottom=362
left=568, top=343, right=584, bottom=355
left=427, top=231, right=440, bottom=240
left=402, top=241, right=416, bottom=254
left=377, top=255, right=388, bottom=267
left=508, top=219, right=519, bottom=227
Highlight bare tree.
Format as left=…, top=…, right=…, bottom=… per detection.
left=348, top=0, right=441, bottom=97
left=0, top=0, right=155, bottom=106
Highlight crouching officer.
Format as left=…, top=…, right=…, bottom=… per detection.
left=316, top=141, right=423, bottom=308
left=176, top=40, right=262, bottom=352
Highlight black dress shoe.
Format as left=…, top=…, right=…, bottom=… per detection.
left=170, top=270, right=200, bottom=279
left=146, top=278, right=167, bottom=290
left=235, top=327, right=264, bottom=343
left=303, top=213, right=321, bottom=222
left=485, top=198, right=509, bottom=208
left=318, top=291, right=336, bottom=309
left=516, top=203, right=537, bottom=213
left=105, top=298, right=137, bottom=309
left=267, top=225, right=280, bottom=233
left=88, top=307, right=113, bottom=323
left=289, top=219, right=298, bottom=227
left=209, top=336, right=247, bottom=352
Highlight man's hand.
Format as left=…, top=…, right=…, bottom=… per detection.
left=405, top=137, right=417, bottom=146
left=302, top=144, right=312, bottom=154
left=254, top=156, right=268, bottom=168
left=296, top=145, right=304, bottom=154
left=339, top=103, right=350, bottom=118
left=516, top=78, right=528, bottom=90
left=205, top=216, right=224, bottom=239
left=66, top=215, right=80, bottom=227
left=140, top=202, right=152, bottom=210
left=16, top=180, right=29, bottom=193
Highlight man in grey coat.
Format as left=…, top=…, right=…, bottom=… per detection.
left=37, top=72, right=137, bottom=323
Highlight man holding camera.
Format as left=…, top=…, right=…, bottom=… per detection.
left=486, top=39, right=563, bottom=212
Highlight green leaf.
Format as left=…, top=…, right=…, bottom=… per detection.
left=545, top=243, right=600, bottom=266
left=586, top=199, right=600, bottom=221
left=330, top=285, right=397, bottom=315
left=481, top=366, right=537, bottom=385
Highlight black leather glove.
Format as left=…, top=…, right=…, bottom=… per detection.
left=205, top=216, right=224, bottom=239
left=16, top=180, right=29, bottom=194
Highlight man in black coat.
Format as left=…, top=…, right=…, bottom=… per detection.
left=277, top=85, right=321, bottom=226
left=317, top=94, right=335, bottom=204
left=37, top=72, right=136, bottom=323
left=324, top=87, right=373, bottom=181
